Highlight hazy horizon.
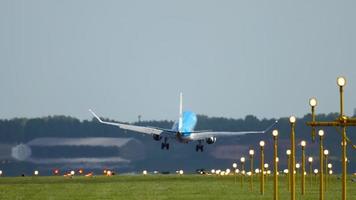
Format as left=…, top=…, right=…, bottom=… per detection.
left=1, top=0, right=356, bottom=122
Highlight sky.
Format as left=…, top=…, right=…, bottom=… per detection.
left=0, top=0, right=356, bottom=122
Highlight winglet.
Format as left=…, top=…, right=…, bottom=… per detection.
left=262, top=120, right=279, bottom=133
left=89, top=109, right=103, bottom=123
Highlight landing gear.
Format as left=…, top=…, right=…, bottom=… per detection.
left=161, top=142, right=170, bottom=150
left=196, top=144, right=204, bottom=152
left=195, top=140, right=204, bottom=152
left=161, top=137, right=169, bottom=150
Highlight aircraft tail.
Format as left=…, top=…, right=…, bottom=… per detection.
left=178, top=92, right=183, bottom=132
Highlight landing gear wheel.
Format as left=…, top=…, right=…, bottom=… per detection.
left=161, top=143, right=170, bottom=150
left=196, top=145, right=204, bottom=152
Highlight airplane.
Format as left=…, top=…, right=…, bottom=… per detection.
left=89, top=93, right=277, bottom=152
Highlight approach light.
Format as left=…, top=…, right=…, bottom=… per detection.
left=289, top=116, right=296, bottom=123
left=272, top=129, right=278, bottom=136
left=240, top=157, right=246, bottom=163
left=329, top=170, right=333, bottom=175
left=296, top=163, right=300, bottom=169
left=301, top=140, right=306, bottom=147
left=324, top=149, right=329, bottom=156
left=211, top=169, right=216, bottom=174
left=264, top=163, right=269, bottom=169
left=255, top=168, right=259, bottom=174
left=284, top=169, right=289, bottom=174
left=0, top=170, right=2, bottom=175
left=337, top=76, right=346, bottom=87
left=314, top=169, right=319, bottom=174
left=318, top=130, right=324, bottom=137
left=259, top=141, right=265, bottom=147
left=328, top=163, right=332, bottom=169
left=143, top=170, right=148, bottom=175
left=309, top=98, right=318, bottom=107
left=34, top=170, right=39, bottom=176
left=232, top=163, right=237, bottom=169
left=226, top=169, right=231, bottom=174
left=286, top=149, right=291, bottom=155
left=235, top=169, right=240, bottom=174
left=249, top=149, right=255, bottom=155
left=308, top=157, right=313, bottom=163
left=70, top=170, right=75, bottom=176
left=179, top=170, right=184, bottom=175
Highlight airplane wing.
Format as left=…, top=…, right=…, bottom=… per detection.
left=189, top=120, right=278, bottom=140
left=89, top=109, right=164, bottom=136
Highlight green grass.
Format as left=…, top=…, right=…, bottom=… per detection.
left=0, top=174, right=355, bottom=200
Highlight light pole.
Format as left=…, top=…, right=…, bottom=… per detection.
left=264, top=163, right=269, bottom=184
left=314, top=169, right=319, bottom=183
left=272, top=130, right=279, bottom=200
left=318, top=130, right=325, bottom=200
left=308, top=156, right=313, bottom=188
left=289, top=116, right=296, bottom=200
left=296, top=163, right=300, bottom=186
left=323, top=149, right=329, bottom=190
left=309, top=98, right=317, bottom=142
left=301, top=140, right=306, bottom=195
left=327, top=163, right=332, bottom=188
left=233, top=162, right=238, bottom=184
left=249, top=149, right=255, bottom=191
left=307, top=76, right=354, bottom=200
left=260, top=140, right=265, bottom=195
left=240, top=157, right=246, bottom=187
left=286, top=149, right=291, bottom=191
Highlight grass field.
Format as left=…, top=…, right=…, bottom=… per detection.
left=0, top=174, right=355, bottom=200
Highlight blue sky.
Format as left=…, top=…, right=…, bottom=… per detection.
left=1, top=0, right=355, bottom=122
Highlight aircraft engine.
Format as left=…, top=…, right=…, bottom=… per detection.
left=206, top=137, right=217, bottom=144
left=153, top=134, right=162, bottom=141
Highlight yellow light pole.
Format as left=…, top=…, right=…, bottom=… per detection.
left=323, top=149, right=329, bottom=190
left=296, top=163, right=300, bottom=187
left=310, top=98, right=317, bottom=142
left=233, top=162, right=238, bottom=184
left=249, top=149, right=255, bottom=191
left=301, top=140, right=306, bottom=195
left=264, top=163, right=269, bottom=184
left=259, top=140, right=265, bottom=195
left=318, top=130, right=325, bottom=200
left=308, top=157, right=313, bottom=188
left=240, top=157, right=246, bottom=188
left=289, top=116, right=296, bottom=200
left=327, top=163, right=332, bottom=188
left=284, top=169, right=289, bottom=186
left=286, top=149, right=291, bottom=191
left=272, top=130, right=279, bottom=200
left=314, top=169, right=319, bottom=183
left=307, top=76, right=354, bottom=200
